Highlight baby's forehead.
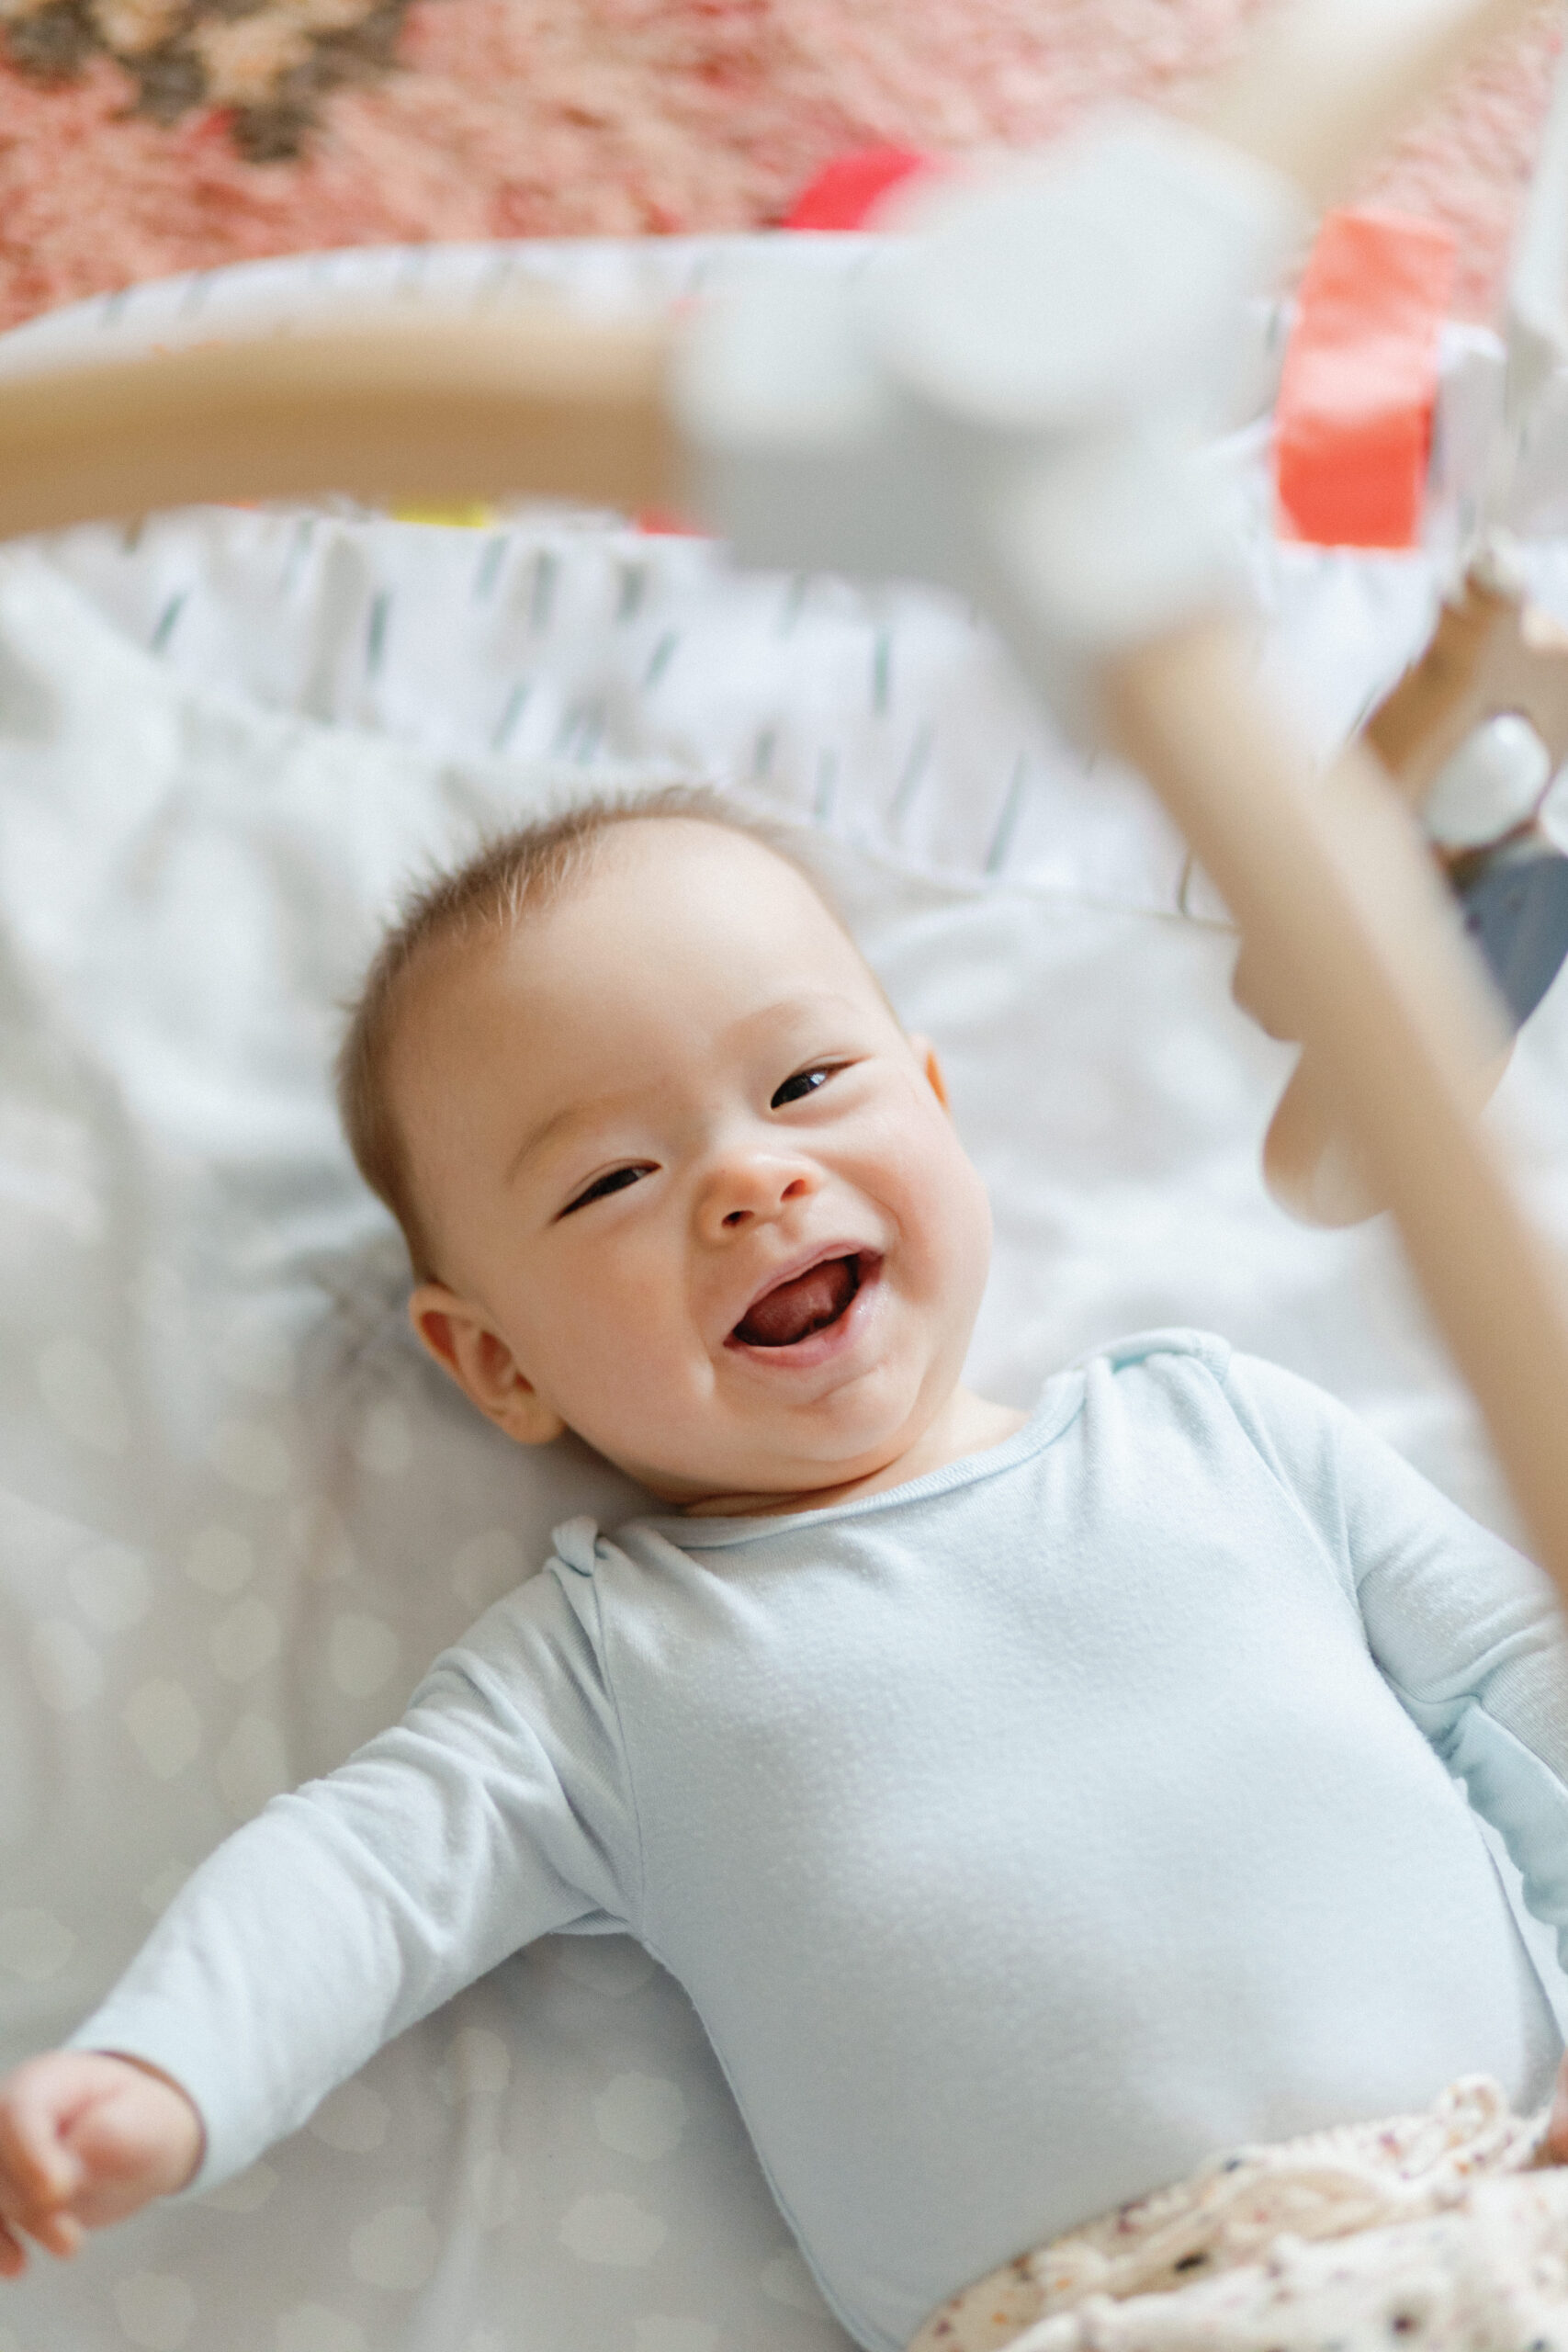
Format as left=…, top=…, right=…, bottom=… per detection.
left=586, top=813, right=842, bottom=916
left=399, top=820, right=896, bottom=1072
left=445, top=820, right=869, bottom=996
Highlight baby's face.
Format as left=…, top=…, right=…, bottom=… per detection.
left=395, top=820, right=994, bottom=1508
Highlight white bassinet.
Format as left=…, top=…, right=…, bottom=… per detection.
left=4, top=233, right=1568, bottom=2352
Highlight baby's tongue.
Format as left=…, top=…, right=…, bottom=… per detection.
left=736, top=1257, right=857, bottom=1348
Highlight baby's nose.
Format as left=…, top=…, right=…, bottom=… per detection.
left=699, top=1155, right=817, bottom=1237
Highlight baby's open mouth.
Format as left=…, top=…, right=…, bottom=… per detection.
left=731, top=1253, right=867, bottom=1349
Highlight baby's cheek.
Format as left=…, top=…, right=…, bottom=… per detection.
left=920, top=1170, right=994, bottom=1353
left=911, top=1132, right=991, bottom=1267
left=553, top=1290, right=688, bottom=1428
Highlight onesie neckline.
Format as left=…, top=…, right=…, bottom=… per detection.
left=633, top=1361, right=1085, bottom=1552
left=630, top=1327, right=1224, bottom=1552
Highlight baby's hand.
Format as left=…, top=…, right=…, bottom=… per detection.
left=0, top=2052, right=203, bottom=2276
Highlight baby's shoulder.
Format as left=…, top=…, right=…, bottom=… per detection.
left=1053, top=1329, right=1238, bottom=1436
left=1065, top=1327, right=1233, bottom=1385
left=1065, top=1329, right=1353, bottom=1460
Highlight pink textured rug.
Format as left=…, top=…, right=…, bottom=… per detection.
left=0, top=0, right=1561, bottom=334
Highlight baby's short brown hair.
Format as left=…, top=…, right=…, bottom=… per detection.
left=336, top=785, right=844, bottom=1282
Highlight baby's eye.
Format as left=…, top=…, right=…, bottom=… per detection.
left=559, top=1165, right=649, bottom=1218
left=771, top=1066, right=834, bottom=1110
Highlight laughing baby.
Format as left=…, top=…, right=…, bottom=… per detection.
left=3, top=787, right=1568, bottom=2352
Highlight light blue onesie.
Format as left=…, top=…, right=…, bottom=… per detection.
left=69, top=1335, right=1568, bottom=2352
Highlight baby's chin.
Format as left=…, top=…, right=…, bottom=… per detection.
left=571, top=1295, right=970, bottom=1512
left=639, top=1390, right=954, bottom=1518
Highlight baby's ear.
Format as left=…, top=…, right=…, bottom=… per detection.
left=907, top=1034, right=951, bottom=1112
left=408, top=1284, right=566, bottom=1447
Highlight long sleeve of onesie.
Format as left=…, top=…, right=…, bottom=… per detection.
left=1222, top=1351, right=1568, bottom=1968
left=65, top=1530, right=643, bottom=2194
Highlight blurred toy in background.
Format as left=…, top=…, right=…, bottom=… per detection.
left=1257, top=60, right=1568, bottom=1227
left=1373, top=567, right=1568, bottom=1031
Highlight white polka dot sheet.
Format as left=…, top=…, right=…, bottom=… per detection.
left=3, top=238, right=1568, bottom=2352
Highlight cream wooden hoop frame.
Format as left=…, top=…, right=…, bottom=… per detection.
left=3, top=0, right=1566, bottom=1596
left=0, top=311, right=677, bottom=539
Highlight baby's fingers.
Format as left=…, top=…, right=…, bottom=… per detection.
left=32, top=2208, right=82, bottom=2258
left=0, top=2204, right=82, bottom=2263
left=0, top=2066, right=82, bottom=2218
left=0, top=2154, right=78, bottom=2271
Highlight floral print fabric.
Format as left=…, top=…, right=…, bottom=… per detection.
left=912, top=2076, right=1567, bottom=2352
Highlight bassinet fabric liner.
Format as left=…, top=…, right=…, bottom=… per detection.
left=3, top=237, right=1568, bottom=2352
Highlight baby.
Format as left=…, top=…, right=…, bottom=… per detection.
left=5, top=786, right=1568, bottom=2352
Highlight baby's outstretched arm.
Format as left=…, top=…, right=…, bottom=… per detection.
left=4, top=1571, right=635, bottom=2221
left=0, top=2052, right=202, bottom=2276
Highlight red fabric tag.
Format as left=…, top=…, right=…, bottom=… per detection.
left=783, top=147, right=938, bottom=232
left=1274, top=208, right=1456, bottom=549
left=632, top=508, right=708, bottom=537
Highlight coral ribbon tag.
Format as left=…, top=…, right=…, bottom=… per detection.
left=1275, top=207, right=1457, bottom=548
left=783, top=147, right=938, bottom=231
